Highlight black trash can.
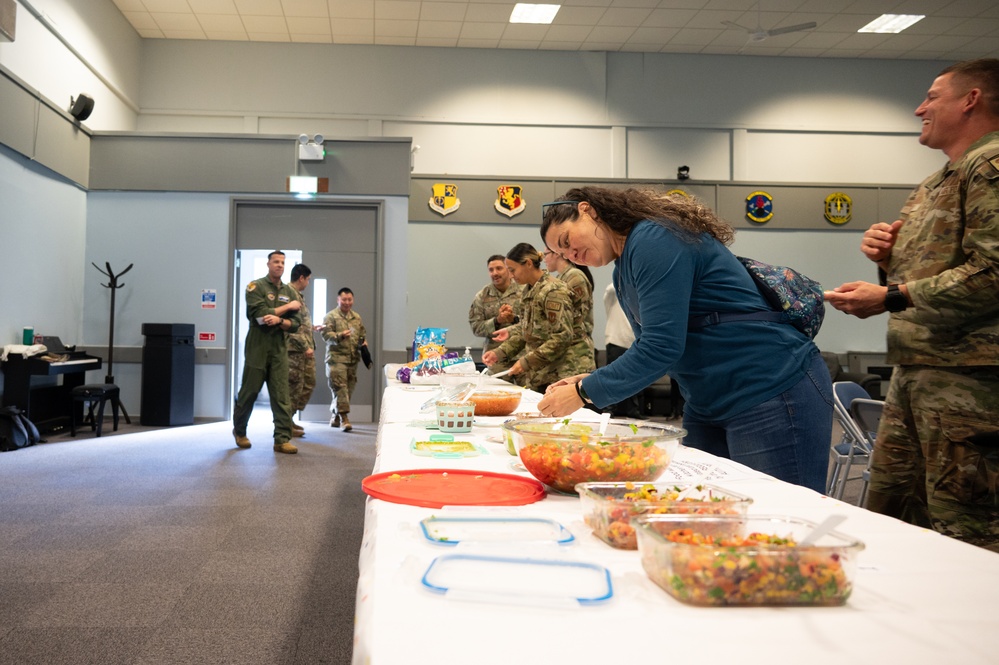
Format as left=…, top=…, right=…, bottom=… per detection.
left=140, top=323, right=195, bottom=426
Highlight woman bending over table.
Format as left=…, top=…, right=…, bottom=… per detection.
left=536, top=187, right=833, bottom=492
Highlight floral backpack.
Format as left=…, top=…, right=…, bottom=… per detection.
left=687, top=257, right=825, bottom=339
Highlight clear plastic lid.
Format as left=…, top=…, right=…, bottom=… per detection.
left=420, top=516, right=574, bottom=545
left=421, top=554, right=613, bottom=607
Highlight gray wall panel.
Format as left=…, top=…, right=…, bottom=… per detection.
left=89, top=135, right=411, bottom=195
left=409, top=177, right=556, bottom=225
left=34, top=104, right=91, bottom=188
left=0, top=74, right=37, bottom=159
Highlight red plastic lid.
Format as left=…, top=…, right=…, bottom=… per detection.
left=362, top=468, right=546, bottom=508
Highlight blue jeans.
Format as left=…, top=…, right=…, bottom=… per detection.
left=682, top=350, right=833, bottom=492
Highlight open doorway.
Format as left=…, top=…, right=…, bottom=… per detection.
left=229, top=199, right=381, bottom=423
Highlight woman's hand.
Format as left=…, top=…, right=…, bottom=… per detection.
left=482, top=351, right=498, bottom=366
left=491, top=328, right=510, bottom=342
left=537, top=373, right=589, bottom=417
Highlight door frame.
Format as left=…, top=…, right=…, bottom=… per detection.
left=226, top=195, right=386, bottom=420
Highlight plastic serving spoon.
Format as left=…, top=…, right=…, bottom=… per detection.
left=598, top=412, right=611, bottom=435
left=674, top=466, right=714, bottom=501
left=798, top=514, right=848, bottom=547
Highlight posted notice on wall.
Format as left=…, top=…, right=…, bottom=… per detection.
left=201, top=289, right=217, bottom=309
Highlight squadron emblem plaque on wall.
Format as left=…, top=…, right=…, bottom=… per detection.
left=429, top=183, right=460, bottom=216
left=824, top=192, right=853, bottom=225
left=745, top=191, right=774, bottom=224
left=495, top=185, right=526, bottom=217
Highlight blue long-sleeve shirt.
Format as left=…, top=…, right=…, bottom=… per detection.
left=583, top=220, right=816, bottom=421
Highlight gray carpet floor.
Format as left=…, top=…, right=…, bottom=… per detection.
left=0, top=408, right=375, bottom=665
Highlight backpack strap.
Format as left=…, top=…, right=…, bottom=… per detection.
left=688, top=310, right=786, bottom=331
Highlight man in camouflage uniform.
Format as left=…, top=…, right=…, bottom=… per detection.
left=233, top=250, right=302, bottom=454
left=286, top=263, right=317, bottom=437
left=483, top=249, right=575, bottom=393
left=825, top=59, right=999, bottom=552
left=322, top=287, right=367, bottom=432
left=468, top=254, right=524, bottom=375
left=543, top=249, right=596, bottom=377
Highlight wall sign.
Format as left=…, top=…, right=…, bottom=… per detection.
left=494, top=185, right=525, bottom=217
left=429, top=183, right=460, bottom=216
left=824, top=192, right=853, bottom=225
left=745, top=190, right=774, bottom=224
left=201, top=289, right=217, bottom=309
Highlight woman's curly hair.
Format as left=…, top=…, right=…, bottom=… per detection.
left=541, top=186, right=734, bottom=246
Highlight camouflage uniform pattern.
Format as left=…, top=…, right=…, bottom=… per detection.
left=468, top=282, right=525, bottom=375
left=557, top=266, right=596, bottom=376
left=869, top=131, right=999, bottom=551
left=322, top=308, right=366, bottom=417
left=492, top=272, right=575, bottom=392
left=286, top=285, right=317, bottom=413
left=233, top=276, right=301, bottom=444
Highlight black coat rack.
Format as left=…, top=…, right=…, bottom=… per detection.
left=94, top=261, right=133, bottom=424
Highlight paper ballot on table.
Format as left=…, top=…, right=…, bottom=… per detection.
left=660, top=449, right=769, bottom=483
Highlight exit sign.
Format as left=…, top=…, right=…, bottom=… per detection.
left=199, top=332, right=216, bottom=342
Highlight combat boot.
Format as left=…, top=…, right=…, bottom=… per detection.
left=233, top=430, right=251, bottom=449
left=274, top=440, right=298, bottom=454
left=340, top=414, right=352, bottom=432
left=330, top=413, right=340, bottom=428
left=291, top=423, right=305, bottom=437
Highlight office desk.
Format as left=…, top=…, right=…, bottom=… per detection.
left=2, top=353, right=102, bottom=432
left=353, top=382, right=999, bottom=665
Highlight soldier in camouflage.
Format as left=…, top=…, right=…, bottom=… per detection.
left=482, top=244, right=575, bottom=392
left=825, top=59, right=999, bottom=552
left=468, top=254, right=525, bottom=375
left=543, top=248, right=596, bottom=376
left=232, top=250, right=302, bottom=455
left=286, top=264, right=317, bottom=437
left=321, top=287, right=367, bottom=432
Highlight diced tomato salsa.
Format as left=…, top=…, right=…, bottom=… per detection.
left=518, top=439, right=669, bottom=494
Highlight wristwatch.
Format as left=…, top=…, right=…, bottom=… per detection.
left=884, top=284, right=909, bottom=312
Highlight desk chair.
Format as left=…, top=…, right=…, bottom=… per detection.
left=850, top=398, right=885, bottom=507
left=70, top=384, right=121, bottom=437
left=828, top=381, right=873, bottom=500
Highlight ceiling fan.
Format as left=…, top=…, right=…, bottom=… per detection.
left=722, top=2, right=816, bottom=45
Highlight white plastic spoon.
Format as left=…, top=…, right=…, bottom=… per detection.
left=598, top=411, right=611, bottom=435
left=675, top=466, right=713, bottom=501
left=798, top=514, right=848, bottom=547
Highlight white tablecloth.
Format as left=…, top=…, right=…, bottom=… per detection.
left=353, top=382, right=999, bottom=665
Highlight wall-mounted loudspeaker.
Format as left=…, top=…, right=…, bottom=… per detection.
left=69, top=94, right=95, bottom=121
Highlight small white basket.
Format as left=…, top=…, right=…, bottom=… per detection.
left=436, top=401, right=475, bottom=433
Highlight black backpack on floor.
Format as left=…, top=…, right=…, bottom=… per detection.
left=0, top=405, right=40, bottom=452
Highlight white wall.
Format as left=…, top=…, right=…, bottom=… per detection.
left=0, top=143, right=87, bottom=347
left=0, top=0, right=142, bottom=129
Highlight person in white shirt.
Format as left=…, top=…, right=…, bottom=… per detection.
left=603, top=284, right=643, bottom=418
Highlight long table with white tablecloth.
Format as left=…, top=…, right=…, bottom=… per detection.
left=353, top=380, right=999, bottom=665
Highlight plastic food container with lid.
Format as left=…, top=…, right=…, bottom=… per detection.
left=634, top=513, right=864, bottom=606
left=576, top=481, right=753, bottom=550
